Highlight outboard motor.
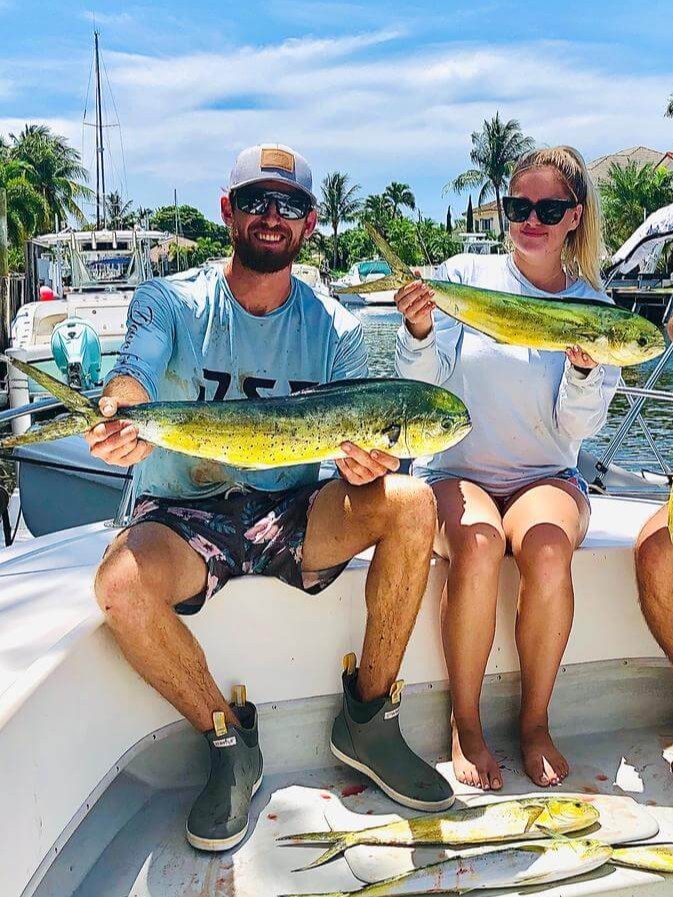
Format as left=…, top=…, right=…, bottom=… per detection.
left=51, top=317, right=103, bottom=390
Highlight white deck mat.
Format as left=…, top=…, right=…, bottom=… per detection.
left=324, top=789, right=659, bottom=883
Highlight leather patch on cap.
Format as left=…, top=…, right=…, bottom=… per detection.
left=261, top=148, right=295, bottom=173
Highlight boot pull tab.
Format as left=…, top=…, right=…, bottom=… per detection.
left=390, top=680, right=405, bottom=705
left=213, top=711, right=228, bottom=737
left=232, top=684, right=247, bottom=708
left=342, top=653, right=357, bottom=676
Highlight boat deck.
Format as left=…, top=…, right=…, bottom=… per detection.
left=3, top=493, right=673, bottom=896
left=32, top=667, right=673, bottom=897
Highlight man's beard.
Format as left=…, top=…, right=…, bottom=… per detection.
left=232, top=225, right=304, bottom=274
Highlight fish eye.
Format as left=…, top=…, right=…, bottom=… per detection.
left=441, top=419, right=454, bottom=430
left=637, top=336, right=648, bottom=347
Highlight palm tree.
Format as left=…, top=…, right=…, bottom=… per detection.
left=0, top=157, right=49, bottom=245
left=448, top=113, right=534, bottom=237
left=600, top=160, right=673, bottom=251
left=666, top=94, right=673, bottom=118
left=319, top=172, right=362, bottom=269
left=10, top=125, right=92, bottom=230
left=105, top=191, right=134, bottom=229
left=361, top=193, right=394, bottom=231
left=383, top=182, right=416, bottom=218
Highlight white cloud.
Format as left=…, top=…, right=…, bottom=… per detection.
left=1, top=33, right=671, bottom=218
left=82, top=11, right=134, bottom=27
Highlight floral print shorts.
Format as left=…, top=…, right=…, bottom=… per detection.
left=129, top=481, right=348, bottom=615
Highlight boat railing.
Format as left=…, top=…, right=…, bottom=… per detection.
left=591, top=339, right=673, bottom=493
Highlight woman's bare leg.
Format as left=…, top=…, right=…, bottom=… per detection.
left=503, top=480, right=588, bottom=786
left=434, top=479, right=506, bottom=791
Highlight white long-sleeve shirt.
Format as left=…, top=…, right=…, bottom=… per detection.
left=395, top=253, right=621, bottom=496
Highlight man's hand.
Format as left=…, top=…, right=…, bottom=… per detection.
left=566, top=344, right=598, bottom=371
left=336, top=442, right=400, bottom=486
left=85, top=396, right=154, bottom=467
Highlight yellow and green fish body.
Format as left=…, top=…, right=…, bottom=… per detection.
left=612, top=844, right=673, bottom=872
left=342, top=222, right=665, bottom=367
left=280, top=839, right=612, bottom=896
left=0, top=357, right=472, bottom=467
left=279, top=798, right=600, bottom=869
left=426, top=279, right=664, bottom=367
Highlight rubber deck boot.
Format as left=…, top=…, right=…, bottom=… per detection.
left=330, top=653, right=454, bottom=811
left=186, top=686, right=263, bottom=851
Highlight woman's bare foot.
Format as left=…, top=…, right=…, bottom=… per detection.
left=520, top=724, right=569, bottom=787
left=451, top=717, right=503, bottom=791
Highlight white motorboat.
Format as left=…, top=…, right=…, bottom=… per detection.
left=332, top=260, right=397, bottom=306
left=6, top=229, right=170, bottom=434
left=3, top=486, right=673, bottom=896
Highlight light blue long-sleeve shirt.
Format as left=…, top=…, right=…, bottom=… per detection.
left=395, top=253, right=621, bottom=496
left=107, top=265, right=368, bottom=499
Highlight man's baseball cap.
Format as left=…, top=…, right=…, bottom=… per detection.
left=228, top=143, right=317, bottom=205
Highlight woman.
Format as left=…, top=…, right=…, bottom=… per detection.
left=395, top=146, right=620, bottom=790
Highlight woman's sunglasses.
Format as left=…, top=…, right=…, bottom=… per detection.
left=233, top=186, right=313, bottom=220
left=503, top=196, right=577, bottom=226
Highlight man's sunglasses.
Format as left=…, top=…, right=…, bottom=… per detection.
left=233, top=186, right=313, bottom=220
left=503, top=196, right=577, bottom=226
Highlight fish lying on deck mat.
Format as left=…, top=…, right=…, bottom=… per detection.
left=0, top=356, right=471, bottom=467
left=278, top=797, right=600, bottom=870
left=279, top=838, right=612, bottom=895
left=338, top=223, right=665, bottom=367
left=612, top=844, right=673, bottom=872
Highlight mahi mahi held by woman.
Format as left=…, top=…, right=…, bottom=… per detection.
left=0, top=356, right=471, bottom=467
left=339, top=222, right=664, bottom=366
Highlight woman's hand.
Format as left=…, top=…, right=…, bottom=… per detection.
left=566, top=345, right=598, bottom=371
left=395, top=280, right=435, bottom=341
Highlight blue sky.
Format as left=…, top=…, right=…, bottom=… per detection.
left=1, top=0, right=672, bottom=227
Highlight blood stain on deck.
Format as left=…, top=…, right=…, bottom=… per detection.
left=342, top=784, right=367, bottom=797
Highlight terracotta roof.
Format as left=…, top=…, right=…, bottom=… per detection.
left=588, top=146, right=673, bottom=183
left=472, top=200, right=499, bottom=215
left=149, top=236, right=198, bottom=263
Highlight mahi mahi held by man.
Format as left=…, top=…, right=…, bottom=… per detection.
left=278, top=797, right=600, bottom=869
left=338, top=222, right=664, bottom=367
left=0, top=356, right=471, bottom=467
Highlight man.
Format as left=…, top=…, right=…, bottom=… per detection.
left=90, top=144, right=453, bottom=852
left=635, top=317, right=673, bottom=666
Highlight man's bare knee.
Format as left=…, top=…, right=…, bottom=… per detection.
left=95, top=547, right=163, bottom=625
left=382, top=475, right=437, bottom=534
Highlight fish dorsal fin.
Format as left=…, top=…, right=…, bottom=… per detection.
left=525, top=805, right=545, bottom=833
left=363, top=222, right=416, bottom=281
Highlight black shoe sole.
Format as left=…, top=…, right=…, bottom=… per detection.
left=186, top=773, right=264, bottom=851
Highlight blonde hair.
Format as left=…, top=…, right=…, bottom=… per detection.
left=509, top=146, right=605, bottom=292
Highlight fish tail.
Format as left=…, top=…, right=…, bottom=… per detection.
left=338, top=274, right=410, bottom=295
left=363, top=222, right=415, bottom=280
left=277, top=830, right=353, bottom=871
left=0, top=412, right=94, bottom=449
left=277, top=891, right=351, bottom=897
left=1, top=355, right=99, bottom=421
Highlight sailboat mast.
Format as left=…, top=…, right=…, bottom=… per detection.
left=94, top=31, right=106, bottom=228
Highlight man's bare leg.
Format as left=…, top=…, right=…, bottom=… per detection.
left=303, top=474, right=437, bottom=701
left=95, top=522, right=236, bottom=732
left=635, top=504, right=673, bottom=657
